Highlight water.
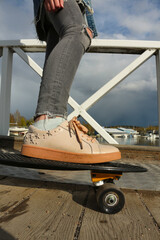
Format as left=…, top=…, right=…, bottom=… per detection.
left=112, top=136, right=160, bottom=146
left=98, top=136, right=160, bottom=146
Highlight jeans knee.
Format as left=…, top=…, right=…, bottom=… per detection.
left=81, top=25, right=92, bottom=51
left=61, top=24, right=92, bottom=52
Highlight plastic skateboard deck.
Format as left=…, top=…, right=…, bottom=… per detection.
left=0, top=153, right=147, bottom=214
left=0, top=153, right=147, bottom=172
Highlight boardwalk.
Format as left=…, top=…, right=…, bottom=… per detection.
left=0, top=159, right=160, bottom=240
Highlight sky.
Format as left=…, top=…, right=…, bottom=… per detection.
left=0, top=0, right=160, bottom=127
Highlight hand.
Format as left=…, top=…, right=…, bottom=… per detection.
left=44, top=0, right=64, bottom=12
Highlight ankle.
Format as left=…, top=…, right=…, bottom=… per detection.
left=35, top=115, right=63, bottom=122
left=35, top=115, right=47, bottom=122
left=33, top=116, right=65, bottom=131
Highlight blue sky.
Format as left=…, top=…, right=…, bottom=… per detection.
left=0, top=0, right=160, bottom=127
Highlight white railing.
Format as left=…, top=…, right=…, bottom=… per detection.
left=0, top=39, right=160, bottom=144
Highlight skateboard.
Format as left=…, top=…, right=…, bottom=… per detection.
left=0, top=153, right=147, bottom=214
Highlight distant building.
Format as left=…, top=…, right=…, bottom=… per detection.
left=9, top=127, right=28, bottom=136
left=103, top=127, right=139, bottom=138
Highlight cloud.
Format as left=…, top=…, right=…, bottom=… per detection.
left=92, top=0, right=160, bottom=40
left=87, top=87, right=158, bottom=127
left=0, top=0, right=159, bottom=127
left=0, top=0, right=36, bottom=40
left=70, top=51, right=157, bottom=126
left=71, top=52, right=157, bottom=97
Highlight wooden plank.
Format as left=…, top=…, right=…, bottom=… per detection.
left=138, top=190, right=160, bottom=228
left=1, top=176, right=159, bottom=240
left=78, top=189, right=160, bottom=240
left=0, top=178, right=89, bottom=240
left=0, top=177, right=36, bottom=221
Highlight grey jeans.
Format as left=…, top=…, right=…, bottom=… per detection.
left=35, top=0, right=91, bottom=119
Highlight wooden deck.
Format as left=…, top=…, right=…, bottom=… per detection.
left=0, top=175, right=160, bottom=240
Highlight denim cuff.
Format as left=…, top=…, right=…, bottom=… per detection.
left=34, top=111, right=68, bottom=121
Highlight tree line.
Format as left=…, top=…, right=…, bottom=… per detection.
left=10, top=110, right=158, bottom=134
left=10, top=110, right=33, bottom=128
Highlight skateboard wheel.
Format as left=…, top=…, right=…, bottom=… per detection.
left=96, top=183, right=125, bottom=214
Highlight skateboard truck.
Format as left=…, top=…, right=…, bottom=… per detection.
left=89, top=164, right=147, bottom=214
left=91, top=170, right=125, bottom=214
left=91, top=171, right=122, bottom=186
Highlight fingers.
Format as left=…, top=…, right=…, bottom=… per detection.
left=44, top=1, right=52, bottom=11
left=44, top=0, right=64, bottom=12
left=59, top=0, right=64, bottom=8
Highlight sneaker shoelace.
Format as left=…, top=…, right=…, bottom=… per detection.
left=68, top=117, right=96, bottom=149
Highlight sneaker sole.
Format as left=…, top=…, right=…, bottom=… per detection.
left=21, top=145, right=121, bottom=164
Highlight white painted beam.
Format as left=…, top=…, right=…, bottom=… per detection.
left=80, top=109, right=118, bottom=144
left=68, top=49, right=156, bottom=143
left=1, top=39, right=160, bottom=53
left=91, top=39, right=160, bottom=50
left=13, top=47, right=43, bottom=76
left=81, top=49, right=156, bottom=111
left=0, top=48, right=13, bottom=135
left=156, top=50, right=160, bottom=146
left=0, top=38, right=159, bottom=49
left=67, top=98, right=118, bottom=144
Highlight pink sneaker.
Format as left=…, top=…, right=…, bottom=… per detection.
left=21, top=117, right=121, bottom=164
